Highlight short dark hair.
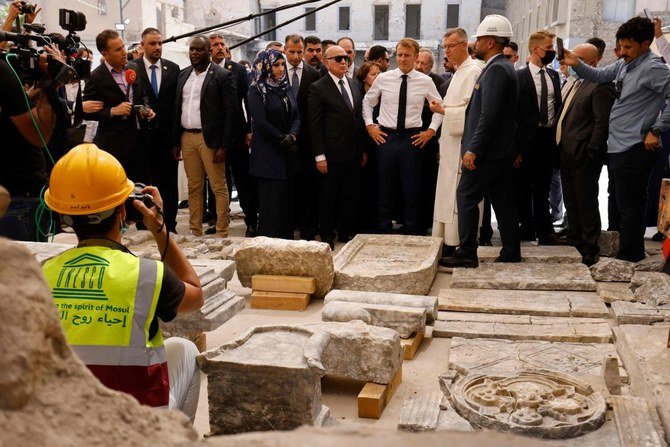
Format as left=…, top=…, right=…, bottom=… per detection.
left=71, top=208, right=120, bottom=240
left=304, top=35, right=321, bottom=46
left=337, top=37, right=355, bottom=50
left=356, top=61, right=382, bottom=84
left=505, top=41, right=519, bottom=52
left=615, top=16, right=654, bottom=45
left=96, top=29, right=120, bottom=52
left=586, top=37, right=606, bottom=57
left=368, top=45, right=388, bottom=61
left=284, top=34, right=304, bottom=45
left=322, top=39, right=336, bottom=47
left=141, top=27, right=161, bottom=40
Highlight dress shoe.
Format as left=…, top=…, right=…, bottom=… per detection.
left=555, top=226, right=569, bottom=237
left=479, top=239, right=493, bottom=246
left=438, top=256, right=479, bottom=269
left=652, top=231, right=666, bottom=242
left=441, top=245, right=456, bottom=257
left=538, top=233, right=565, bottom=246
left=177, top=200, right=189, bottom=209
left=520, top=232, right=536, bottom=242
left=202, top=212, right=216, bottom=225
left=245, top=226, right=258, bottom=237
left=582, top=254, right=598, bottom=267
left=205, top=226, right=216, bottom=235
left=494, top=256, right=521, bottom=263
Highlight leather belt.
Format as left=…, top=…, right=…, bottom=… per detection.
left=183, top=128, right=202, bottom=133
left=380, top=126, right=422, bottom=135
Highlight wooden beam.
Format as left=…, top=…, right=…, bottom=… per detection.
left=250, top=291, right=310, bottom=311
left=251, top=275, right=316, bottom=294
left=401, top=331, right=424, bottom=360
left=357, top=366, right=402, bottom=419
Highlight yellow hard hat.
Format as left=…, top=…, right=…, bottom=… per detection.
left=45, top=144, right=134, bottom=215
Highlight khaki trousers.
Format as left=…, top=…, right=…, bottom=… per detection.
left=181, top=132, right=229, bottom=236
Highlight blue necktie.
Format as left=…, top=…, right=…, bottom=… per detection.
left=150, top=65, right=158, bottom=96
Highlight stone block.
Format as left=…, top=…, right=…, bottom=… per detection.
left=234, top=237, right=334, bottom=298
left=633, top=273, right=670, bottom=306
left=434, top=312, right=612, bottom=343
left=324, top=289, right=439, bottom=324
left=188, top=258, right=236, bottom=281
left=17, top=241, right=74, bottom=265
left=613, top=325, right=670, bottom=443
left=202, top=277, right=227, bottom=299
left=447, top=337, right=628, bottom=382
left=589, top=258, right=635, bottom=282
left=599, top=231, right=620, bottom=257
left=634, top=254, right=665, bottom=272
left=161, top=289, right=243, bottom=337
left=450, top=263, right=597, bottom=291
left=602, top=355, right=622, bottom=395
left=478, top=245, right=582, bottom=263
left=198, top=321, right=402, bottom=434
left=333, top=234, right=441, bottom=295
left=631, top=271, right=665, bottom=289
left=658, top=178, right=670, bottom=237
left=398, top=391, right=442, bottom=432
left=612, top=396, right=665, bottom=447
left=596, top=282, right=635, bottom=303
left=611, top=301, right=670, bottom=325
left=193, top=266, right=219, bottom=287
left=438, top=289, right=608, bottom=318
left=321, top=301, right=426, bottom=338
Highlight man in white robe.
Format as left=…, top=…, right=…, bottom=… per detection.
left=431, top=28, right=483, bottom=255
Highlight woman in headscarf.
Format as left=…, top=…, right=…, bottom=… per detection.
left=248, top=49, right=301, bottom=239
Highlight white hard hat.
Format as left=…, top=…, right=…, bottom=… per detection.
left=473, top=14, right=514, bottom=39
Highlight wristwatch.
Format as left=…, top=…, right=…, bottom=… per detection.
left=651, top=128, right=662, bottom=137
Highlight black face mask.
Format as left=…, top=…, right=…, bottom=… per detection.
left=541, top=50, right=556, bottom=65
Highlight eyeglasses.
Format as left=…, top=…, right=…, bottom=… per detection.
left=327, top=55, right=350, bottom=63
left=503, top=54, right=514, bottom=59
left=444, top=41, right=466, bottom=50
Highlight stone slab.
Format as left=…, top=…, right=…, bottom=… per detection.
left=635, top=254, right=665, bottom=272
left=590, top=258, right=635, bottom=282
left=188, top=258, right=236, bottom=281
left=333, top=234, right=441, bottom=295
left=433, top=312, right=612, bottom=343
left=193, top=266, right=219, bottom=287
left=477, top=245, right=582, bottom=263
left=324, top=289, right=438, bottom=324
left=448, top=337, right=628, bottom=383
left=612, top=396, right=666, bottom=447
left=597, top=282, right=635, bottom=303
left=321, top=301, right=426, bottom=338
left=398, top=391, right=442, bottom=432
left=161, top=289, right=243, bottom=336
left=450, top=263, right=597, bottom=291
left=633, top=273, right=670, bottom=307
left=611, top=301, right=670, bottom=325
left=17, top=241, right=74, bottom=265
left=614, top=325, right=670, bottom=444
left=234, top=237, right=334, bottom=298
left=600, top=231, right=620, bottom=257
left=203, top=277, right=227, bottom=299
left=631, top=271, right=666, bottom=289
left=438, top=289, right=609, bottom=318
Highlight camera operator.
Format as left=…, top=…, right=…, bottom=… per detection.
left=0, top=1, right=41, bottom=51
left=0, top=44, right=64, bottom=241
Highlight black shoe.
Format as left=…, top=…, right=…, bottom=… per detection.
left=202, top=212, right=216, bottom=225
left=441, top=245, right=457, bottom=257
left=438, top=256, right=479, bottom=268
left=479, top=239, right=493, bottom=246
left=178, top=200, right=189, bottom=209
left=520, top=232, right=536, bottom=242
left=582, top=254, right=599, bottom=267
left=494, top=256, right=521, bottom=263
left=245, top=226, right=258, bottom=237
left=323, top=238, right=335, bottom=250
left=205, top=226, right=216, bottom=235
left=538, top=233, right=566, bottom=246
left=652, top=232, right=666, bottom=242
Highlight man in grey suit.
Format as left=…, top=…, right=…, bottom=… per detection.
left=440, top=15, right=521, bottom=268
left=557, top=43, right=615, bottom=266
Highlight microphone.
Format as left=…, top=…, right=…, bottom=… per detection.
left=124, top=68, right=136, bottom=102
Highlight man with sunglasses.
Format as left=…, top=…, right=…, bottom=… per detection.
left=556, top=43, right=616, bottom=266
left=369, top=45, right=390, bottom=72
left=503, top=41, right=519, bottom=65
left=563, top=17, right=670, bottom=262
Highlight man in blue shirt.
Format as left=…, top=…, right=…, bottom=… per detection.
left=563, top=17, right=670, bottom=262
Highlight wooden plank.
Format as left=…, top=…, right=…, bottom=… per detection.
left=611, top=396, right=665, bottom=447
left=401, top=331, right=424, bottom=360
left=358, top=366, right=402, bottom=419
left=251, top=275, right=316, bottom=294
left=250, top=291, right=310, bottom=311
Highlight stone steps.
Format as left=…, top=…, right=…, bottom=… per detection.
left=450, top=263, right=597, bottom=291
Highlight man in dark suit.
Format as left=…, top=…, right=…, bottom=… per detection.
left=308, top=45, right=366, bottom=249
left=337, top=37, right=358, bottom=79
left=304, top=35, right=328, bottom=77
left=83, top=29, right=154, bottom=183
left=556, top=43, right=615, bottom=265
left=515, top=30, right=563, bottom=245
left=440, top=15, right=521, bottom=268
left=129, top=27, right=180, bottom=233
left=210, top=32, right=258, bottom=237
left=285, top=34, right=322, bottom=240
left=173, top=35, right=236, bottom=237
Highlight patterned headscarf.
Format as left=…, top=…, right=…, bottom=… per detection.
left=251, top=49, right=289, bottom=99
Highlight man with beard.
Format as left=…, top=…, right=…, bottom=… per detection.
left=305, top=35, right=327, bottom=76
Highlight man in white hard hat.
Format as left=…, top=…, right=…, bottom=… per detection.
left=440, top=14, right=522, bottom=268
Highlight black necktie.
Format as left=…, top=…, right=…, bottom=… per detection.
left=339, top=79, right=353, bottom=112
left=539, top=68, right=549, bottom=125
left=397, top=74, right=408, bottom=132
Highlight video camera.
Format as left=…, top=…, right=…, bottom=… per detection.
left=0, top=8, right=89, bottom=85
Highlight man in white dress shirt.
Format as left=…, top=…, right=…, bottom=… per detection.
left=363, top=37, right=442, bottom=234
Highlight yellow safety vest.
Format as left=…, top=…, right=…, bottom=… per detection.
left=43, top=243, right=169, bottom=406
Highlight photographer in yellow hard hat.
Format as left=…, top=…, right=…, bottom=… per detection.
left=41, top=144, right=204, bottom=422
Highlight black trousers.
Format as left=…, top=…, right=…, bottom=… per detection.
left=295, top=161, right=320, bottom=239
left=457, top=159, right=520, bottom=260
left=560, top=149, right=603, bottom=257
left=357, top=149, right=378, bottom=233
left=138, top=133, right=178, bottom=232
left=226, top=143, right=258, bottom=229
left=609, top=143, right=656, bottom=262
left=377, top=131, right=421, bottom=234
left=516, top=127, right=556, bottom=238
left=257, top=175, right=295, bottom=239
left=480, top=196, right=493, bottom=243
left=419, top=139, right=439, bottom=233
left=318, top=160, right=361, bottom=242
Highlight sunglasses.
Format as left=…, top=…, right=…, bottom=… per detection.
left=327, top=55, right=350, bottom=63
left=503, top=54, right=514, bottom=59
